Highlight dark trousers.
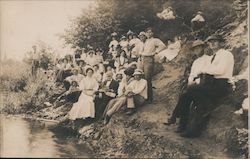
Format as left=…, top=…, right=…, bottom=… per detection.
left=173, top=77, right=232, bottom=135
left=142, top=56, right=154, bottom=102
left=94, top=93, right=114, bottom=118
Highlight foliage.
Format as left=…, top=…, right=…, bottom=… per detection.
left=61, top=0, right=240, bottom=52
left=23, top=40, right=55, bottom=69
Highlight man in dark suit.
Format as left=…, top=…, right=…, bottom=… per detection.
left=95, top=71, right=119, bottom=118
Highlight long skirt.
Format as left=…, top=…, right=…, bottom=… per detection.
left=68, top=92, right=95, bottom=120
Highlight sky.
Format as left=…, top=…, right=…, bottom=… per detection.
left=0, top=0, right=94, bottom=61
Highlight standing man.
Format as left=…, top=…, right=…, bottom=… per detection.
left=139, top=28, right=166, bottom=103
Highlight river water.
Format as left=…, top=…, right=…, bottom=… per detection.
left=0, top=115, right=92, bottom=158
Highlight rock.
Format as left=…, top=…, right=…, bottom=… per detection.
left=93, top=132, right=101, bottom=140
left=79, top=125, right=94, bottom=138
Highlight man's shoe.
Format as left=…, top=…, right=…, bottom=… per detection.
left=103, top=115, right=111, bottom=125
left=163, top=116, right=176, bottom=126
left=180, top=131, right=195, bottom=138
left=125, top=109, right=136, bottom=115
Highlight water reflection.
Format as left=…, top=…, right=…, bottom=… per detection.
left=0, top=115, right=92, bottom=158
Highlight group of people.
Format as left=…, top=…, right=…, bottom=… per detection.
left=165, top=34, right=234, bottom=137
left=30, top=9, right=234, bottom=137
left=51, top=27, right=167, bottom=125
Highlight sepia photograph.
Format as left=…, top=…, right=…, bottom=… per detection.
left=0, top=0, right=249, bottom=158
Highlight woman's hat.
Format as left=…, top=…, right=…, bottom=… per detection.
left=127, top=30, right=134, bottom=35
left=120, top=35, right=127, bottom=40
left=133, top=69, right=144, bottom=75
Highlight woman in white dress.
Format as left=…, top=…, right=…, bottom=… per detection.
left=68, top=67, right=99, bottom=120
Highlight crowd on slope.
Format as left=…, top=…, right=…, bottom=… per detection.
left=30, top=11, right=236, bottom=138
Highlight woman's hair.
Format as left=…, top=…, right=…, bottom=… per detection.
left=86, top=67, right=94, bottom=74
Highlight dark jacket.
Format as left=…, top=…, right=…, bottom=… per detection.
left=102, top=79, right=119, bottom=96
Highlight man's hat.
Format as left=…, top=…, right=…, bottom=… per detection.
left=138, top=31, right=147, bottom=37
left=191, top=40, right=205, bottom=48
left=206, top=35, right=224, bottom=42
left=120, top=35, right=127, bottom=40
left=127, top=30, right=134, bottom=35
left=133, top=69, right=144, bottom=75
left=197, top=11, right=203, bottom=15
left=111, top=32, right=118, bottom=37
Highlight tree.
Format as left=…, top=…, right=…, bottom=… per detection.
left=23, top=40, right=55, bottom=70
left=61, top=0, right=238, bottom=51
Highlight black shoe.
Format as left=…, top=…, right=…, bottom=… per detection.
left=163, top=116, right=176, bottom=126
left=180, top=131, right=195, bottom=138
left=103, top=115, right=111, bottom=125
left=125, top=109, right=136, bottom=115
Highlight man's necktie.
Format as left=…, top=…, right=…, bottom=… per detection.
left=211, top=54, right=216, bottom=63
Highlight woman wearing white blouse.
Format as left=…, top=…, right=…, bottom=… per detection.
left=68, top=67, right=99, bottom=120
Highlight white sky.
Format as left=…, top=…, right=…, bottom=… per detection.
left=0, top=0, right=94, bottom=61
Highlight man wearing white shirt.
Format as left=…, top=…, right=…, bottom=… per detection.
left=166, top=35, right=234, bottom=137
left=127, top=31, right=141, bottom=62
left=165, top=40, right=208, bottom=125
left=125, top=69, right=148, bottom=115
left=139, top=28, right=166, bottom=103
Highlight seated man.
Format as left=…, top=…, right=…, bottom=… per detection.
left=103, top=67, right=135, bottom=124
left=166, top=35, right=234, bottom=137
left=95, top=71, right=119, bottom=118
left=125, top=69, right=148, bottom=115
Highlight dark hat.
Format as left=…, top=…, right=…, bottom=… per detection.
left=124, top=67, right=135, bottom=76
left=206, top=35, right=224, bottom=42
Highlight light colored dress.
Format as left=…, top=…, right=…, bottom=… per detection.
left=68, top=76, right=99, bottom=120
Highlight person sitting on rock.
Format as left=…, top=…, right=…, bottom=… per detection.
left=164, top=40, right=210, bottom=125
left=68, top=66, right=99, bottom=121
left=103, top=67, right=135, bottom=124
left=55, top=80, right=81, bottom=105
left=191, top=11, right=206, bottom=32
left=165, top=35, right=234, bottom=138
left=94, top=71, right=119, bottom=118
left=125, top=69, right=148, bottom=115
